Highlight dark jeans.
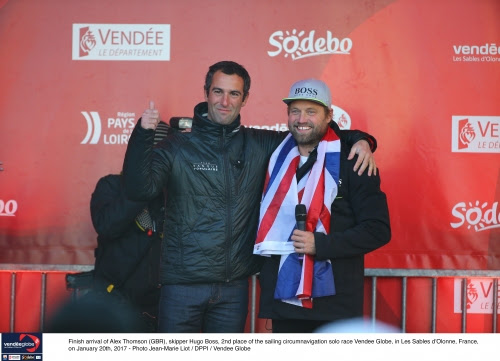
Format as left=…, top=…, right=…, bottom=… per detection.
left=158, top=279, right=249, bottom=333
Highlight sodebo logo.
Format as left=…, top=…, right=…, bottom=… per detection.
left=81, top=111, right=136, bottom=145
left=268, top=30, right=352, bottom=60
left=450, top=201, right=499, bottom=232
left=0, top=200, right=17, bottom=216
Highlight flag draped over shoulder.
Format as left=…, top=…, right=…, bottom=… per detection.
left=254, top=127, right=340, bottom=308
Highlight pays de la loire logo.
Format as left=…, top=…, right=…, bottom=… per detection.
left=81, top=111, right=101, bottom=144
left=81, top=111, right=136, bottom=145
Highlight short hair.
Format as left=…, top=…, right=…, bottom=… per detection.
left=287, top=103, right=332, bottom=118
left=204, top=61, right=251, bottom=101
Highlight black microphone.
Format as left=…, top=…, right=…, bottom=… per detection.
left=295, top=204, right=307, bottom=231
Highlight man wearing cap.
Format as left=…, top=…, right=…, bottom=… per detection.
left=255, top=79, right=391, bottom=333
left=122, top=61, right=378, bottom=333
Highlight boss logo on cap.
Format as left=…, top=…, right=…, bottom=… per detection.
left=294, top=88, right=319, bottom=96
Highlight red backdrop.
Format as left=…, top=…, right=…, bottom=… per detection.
left=0, top=0, right=499, bottom=332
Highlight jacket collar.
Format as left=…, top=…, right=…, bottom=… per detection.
left=192, top=102, right=241, bottom=136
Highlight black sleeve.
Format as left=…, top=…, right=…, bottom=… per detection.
left=313, top=152, right=390, bottom=260
left=329, top=121, right=377, bottom=152
left=122, top=119, right=170, bottom=201
left=90, top=174, right=147, bottom=240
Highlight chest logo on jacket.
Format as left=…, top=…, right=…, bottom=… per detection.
left=193, top=162, right=218, bottom=172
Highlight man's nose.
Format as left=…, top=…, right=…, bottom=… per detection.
left=220, top=93, right=230, bottom=106
left=298, top=111, right=307, bottom=122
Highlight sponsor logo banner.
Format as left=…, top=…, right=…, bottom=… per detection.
left=268, top=30, right=352, bottom=60
left=451, top=201, right=500, bottom=232
left=247, top=105, right=351, bottom=130
left=1, top=333, right=42, bottom=361
left=454, top=278, right=500, bottom=314
left=452, top=43, right=500, bottom=63
left=0, top=200, right=17, bottom=217
left=72, top=24, right=170, bottom=61
left=332, top=105, right=351, bottom=130
left=451, top=116, right=500, bottom=153
left=81, top=111, right=136, bottom=145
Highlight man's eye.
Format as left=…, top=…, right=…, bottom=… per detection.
left=213, top=89, right=222, bottom=94
left=230, top=92, right=241, bottom=98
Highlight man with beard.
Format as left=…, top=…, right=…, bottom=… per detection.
left=122, top=62, right=378, bottom=333
left=255, top=79, right=391, bottom=333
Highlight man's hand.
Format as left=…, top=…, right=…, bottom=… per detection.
left=292, top=230, right=316, bottom=255
left=349, top=140, right=377, bottom=176
left=141, top=100, right=160, bottom=130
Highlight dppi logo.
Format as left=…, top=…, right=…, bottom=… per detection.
left=268, top=30, right=352, bottom=60
left=0, top=200, right=17, bottom=216
left=450, top=201, right=499, bottom=232
left=458, top=119, right=475, bottom=149
left=79, top=26, right=97, bottom=57
left=81, top=111, right=135, bottom=145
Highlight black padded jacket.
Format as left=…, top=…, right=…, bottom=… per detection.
left=91, top=174, right=163, bottom=316
left=258, top=138, right=391, bottom=322
left=123, top=102, right=375, bottom=285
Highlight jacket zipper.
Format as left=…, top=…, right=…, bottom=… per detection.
left=222, top=127, right=232, bottom=282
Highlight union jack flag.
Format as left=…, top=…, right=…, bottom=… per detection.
left=254, top=127, right=340, bottom=308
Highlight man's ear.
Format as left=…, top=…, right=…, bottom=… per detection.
left=242, top=92, right=250, bottom=107
left=328, top=107, right=334, bottom=120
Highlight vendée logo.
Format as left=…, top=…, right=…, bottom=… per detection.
left=451, top=116, right=500, bottom=153
left=72, top=24, right=171, bottom=61
left=452, top=43, right=500, bottom=62
left=453, top=43, right=499, bottom=55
